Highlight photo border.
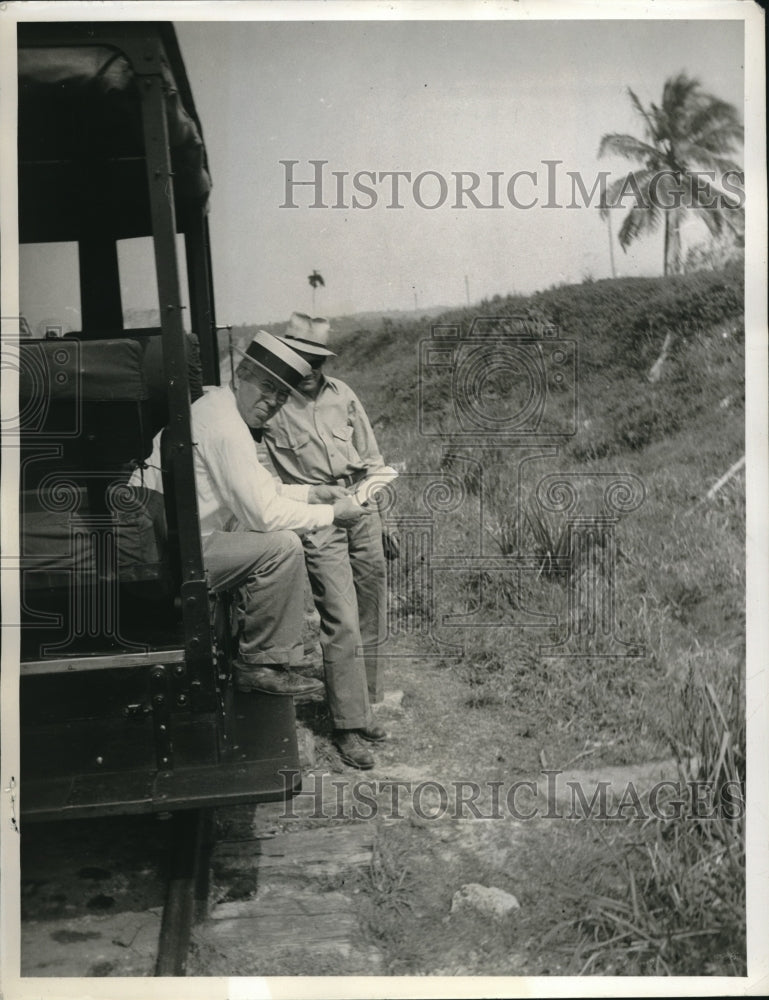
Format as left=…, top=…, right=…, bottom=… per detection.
left=1, top=2, right=766, bottom=998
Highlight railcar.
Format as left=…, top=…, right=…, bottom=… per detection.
left=16, top=21, right=301, bottom=820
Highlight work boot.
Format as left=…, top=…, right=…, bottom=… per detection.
left=334, top=730, right=375, bottom=770
left=234, top=663, right=323, bottom=697
left=357, top=722, right=387, bottom=743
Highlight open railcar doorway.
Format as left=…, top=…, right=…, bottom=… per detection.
left=16, top=20, right=301, bottom=823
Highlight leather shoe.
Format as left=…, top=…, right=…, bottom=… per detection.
left=357, top=723, right=387, bottom=743
left=234, top=664, right=323, bottom=697
left=334, top=730, right=375, bottom=770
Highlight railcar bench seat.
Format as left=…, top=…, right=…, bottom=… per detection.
left=19, top=336, right=170, bottom=596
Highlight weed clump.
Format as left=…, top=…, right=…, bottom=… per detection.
left=543, top=663, right=745, bottom=976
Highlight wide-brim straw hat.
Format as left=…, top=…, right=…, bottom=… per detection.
left=276, top=311, right=336, bottom=357
left=232, top=329, right=311, bottom=392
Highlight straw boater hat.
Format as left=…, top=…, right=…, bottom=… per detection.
left=277, top=311, right=336, bottom=358
left=232, top=329, right=311, bottom=392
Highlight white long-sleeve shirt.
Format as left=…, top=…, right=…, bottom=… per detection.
left=131, top=385, right=334, bottom=539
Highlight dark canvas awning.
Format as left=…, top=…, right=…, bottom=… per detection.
left=18, top=26, right=212, bottom=242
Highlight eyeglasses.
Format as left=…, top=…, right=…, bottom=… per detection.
left=244, top=372, right=290, bottom=404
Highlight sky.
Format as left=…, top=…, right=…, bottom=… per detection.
left=17, top=9, right=745, bottom=329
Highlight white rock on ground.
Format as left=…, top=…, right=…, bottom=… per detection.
left=450, top=883, right=521, bottom=920
left=295, top=723, right=317, bottom=769
left=376, top=689, right=405, bottom=713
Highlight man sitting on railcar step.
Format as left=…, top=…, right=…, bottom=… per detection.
left=130, top=330, right=370, bottom=701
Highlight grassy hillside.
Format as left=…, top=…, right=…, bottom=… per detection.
left=223, top=267, right=744, bottom=974
left=324, top=265, right=746, bottom=975
left=327, top=264, right=745, bottom=700
left=328, top=264, right=743, bottom=452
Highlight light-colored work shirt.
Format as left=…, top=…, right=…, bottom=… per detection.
left=263, top=375, right=384, bottom=486
left=130, top=385, right=334, bottom=538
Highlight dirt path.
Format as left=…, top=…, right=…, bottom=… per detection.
left=190, top=649, right=677, bottom=977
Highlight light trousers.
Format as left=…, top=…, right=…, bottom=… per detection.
left=203, top=528, right=306, bottom=667
left=303, top=511, right=387, bottom=729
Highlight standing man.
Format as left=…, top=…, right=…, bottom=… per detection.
left=130, top=330, right=368, bottom=698
left=262, top=312, right=391, bottom=770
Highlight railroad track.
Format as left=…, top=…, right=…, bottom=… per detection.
left=188, top=792, right=383, bottom=976
left=20, top=808, right=212, bottom=977
left=21, top=790, right=382, bottom=977
left=155, top=810, right=213, bottom=976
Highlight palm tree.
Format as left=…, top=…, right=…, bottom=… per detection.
left=599, top=73, right=743, bottom=276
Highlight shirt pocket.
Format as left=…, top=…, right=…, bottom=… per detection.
left=331, top=424, right=354, bottom=444
left=329, top=423, right=360, bottom=465
left=270, top=425, right=312, bottom=452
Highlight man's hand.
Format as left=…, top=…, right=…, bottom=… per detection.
left=332, top=496, right=373, bottom=527
left=308, top=484, right=349, bottom=504
left=348, top=483, right=389, bottom=510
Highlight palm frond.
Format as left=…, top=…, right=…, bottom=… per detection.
left=607, top=168, right=659, bottom=208
left=687, top=100, right=743, bottom=144
left=600, top=169, right=649, bottom=218
left=627, top=86, right=660, bottom=142
left=679, top=149, right=743, bottom=177
left=618, top=203, right=663, bottom=250
left=598, top=133, right=662, bottom=163
left=689, top=204, right=735, bottom=239
left=681, top=170, right=743, bottom=212
left=661, top=74, right=702, bottom=116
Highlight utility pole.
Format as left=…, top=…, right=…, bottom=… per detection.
left=465, top=274, right=470, bottom=305
left=607, top=213, right=616, bottom=279
left=308, top=269, right=325, bottom=310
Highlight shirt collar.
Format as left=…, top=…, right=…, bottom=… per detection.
left=300, top=373, right=338, bottom=400
left=318, top=373, right=339, bottom=394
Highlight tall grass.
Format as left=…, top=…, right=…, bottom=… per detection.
left=547, top=660, right=745, bottom=976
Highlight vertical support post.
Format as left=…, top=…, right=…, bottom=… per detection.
left=78, top=236, right=123, bottom=334
left=138, top=59, right=214, bottom=710
left=184, top=208, right=219, bottom=386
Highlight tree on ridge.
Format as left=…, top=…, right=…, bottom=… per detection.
left=599, top=73, right=743, bottom=276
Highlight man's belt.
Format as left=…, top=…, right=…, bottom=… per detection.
left=332, top=470, right=367, bottom=488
